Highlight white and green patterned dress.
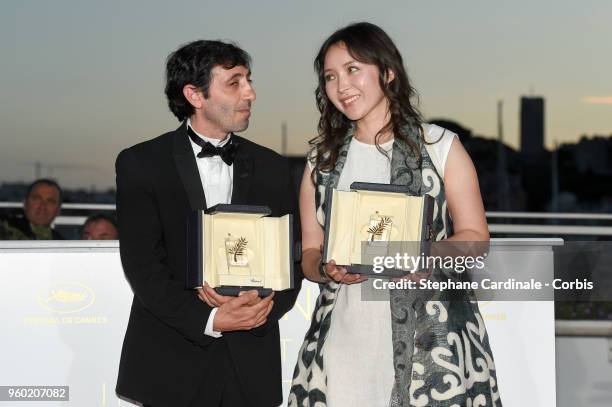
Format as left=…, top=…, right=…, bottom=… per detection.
left=289, top=124, right=502, bottom=407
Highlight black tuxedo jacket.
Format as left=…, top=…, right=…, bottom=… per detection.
left=115, top=122, right=302, bottom=407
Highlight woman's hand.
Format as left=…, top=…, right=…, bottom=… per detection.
left=324, top=260, right=368, bottom=284
left=396, top=270, right=431, bottom=284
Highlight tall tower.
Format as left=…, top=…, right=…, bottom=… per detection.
left=520, top=96, right=545, bottom=155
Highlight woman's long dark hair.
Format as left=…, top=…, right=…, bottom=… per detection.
left=311, top=22, right=424, bottom=175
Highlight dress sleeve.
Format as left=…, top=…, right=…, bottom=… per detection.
left=423, top=124, right=458, bottom=179
left=306, top=147, right=317, bottom=172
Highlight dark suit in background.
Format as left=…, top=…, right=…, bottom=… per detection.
left=0, top=214, right=64, bottom=240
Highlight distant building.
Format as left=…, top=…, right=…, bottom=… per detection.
left=520, top=96, right=545, bottom=155
left=427, top=118, right=473, bottom=143
left=556, top=135, right=612, bottom=211
left=429, top=118, right=527, bottom=211
left=573, top=136, right=612, bottom=176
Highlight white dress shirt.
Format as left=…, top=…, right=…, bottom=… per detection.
left=187, top=119, right=234, bottom=338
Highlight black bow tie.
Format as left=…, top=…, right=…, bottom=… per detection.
left=187, top=126, right=238, bottom=166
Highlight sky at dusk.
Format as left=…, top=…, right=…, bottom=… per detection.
left=1, top=0, right=611, bottom=188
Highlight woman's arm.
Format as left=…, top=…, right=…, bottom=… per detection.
left=299, top=165, right=366, bottom=284
left=443, top=137, right=490, bottom=242
left=299, top=165, right=327, bottom=282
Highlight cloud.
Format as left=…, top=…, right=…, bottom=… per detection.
left=582, top=96, right=612, bottom=105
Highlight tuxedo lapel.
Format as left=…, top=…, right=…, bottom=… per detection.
left=172, top=122, right=207, bottom=210
left=230, top=135, right=253, bottom=205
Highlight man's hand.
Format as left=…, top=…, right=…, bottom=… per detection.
left=198, top=283, right=261, bottom=308
left=197, top=283, right=262, bottom=307
left=212, top=290, right=274, bottom=332
left=324, top=260, right=368, bottom=284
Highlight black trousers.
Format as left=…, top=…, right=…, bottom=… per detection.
left=143, top=339, right=250, bottom=407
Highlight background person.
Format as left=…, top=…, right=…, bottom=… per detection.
left=0, top=178, right=64, bottom=240
left=81, top=214, right=118, bottom=240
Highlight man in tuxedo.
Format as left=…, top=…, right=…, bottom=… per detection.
left=115, top=40, right=301, bottom=407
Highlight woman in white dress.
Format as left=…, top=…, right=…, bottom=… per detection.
left=290, top=22, right=502, bottom=407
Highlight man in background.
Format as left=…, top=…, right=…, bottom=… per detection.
left=0, top=178, right=64, bottom=240
left=81, top=214, right=118, bottom=240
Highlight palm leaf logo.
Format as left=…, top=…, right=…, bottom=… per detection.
left=227, top=237, right=248, bottom=263
left=367, top=216, right=392, bottom=242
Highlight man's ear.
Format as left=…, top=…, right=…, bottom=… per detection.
left=183, top=85, right=204, bottom=109
left=385, top=69, right=395, bottom=84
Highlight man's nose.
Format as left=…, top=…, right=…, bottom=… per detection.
left=244, top=83, right=256, bottom=102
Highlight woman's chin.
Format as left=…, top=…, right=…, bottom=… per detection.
left=343, top=110, right=364, bottom=122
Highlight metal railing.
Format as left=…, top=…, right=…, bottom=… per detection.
left=556, top=320, right=612, bottom=337
left=7, top=202, right=612, bottom=235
